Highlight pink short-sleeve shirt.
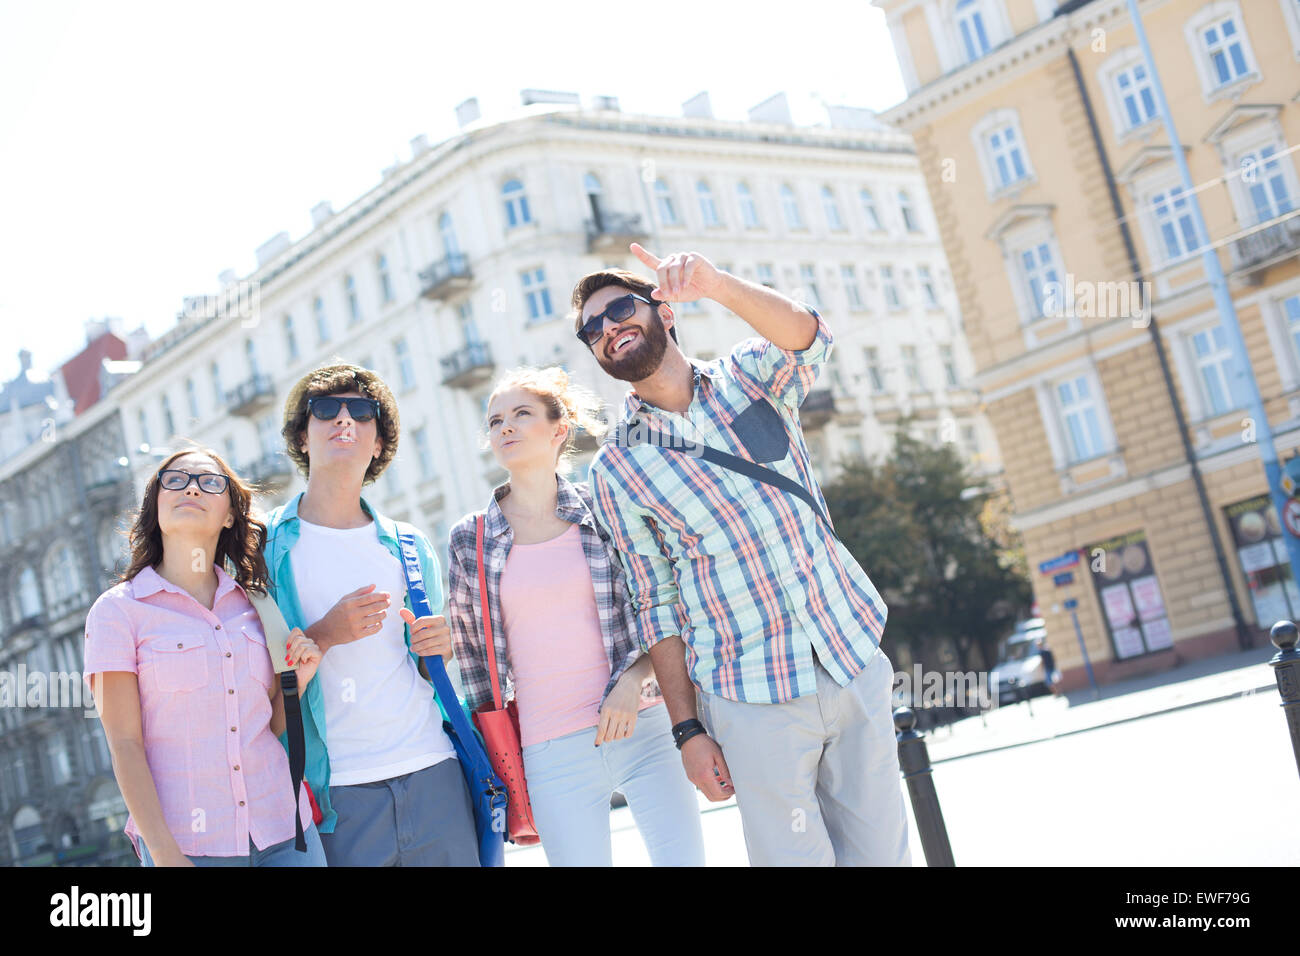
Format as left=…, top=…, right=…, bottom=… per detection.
left=83, top=565, right=311, bottom=857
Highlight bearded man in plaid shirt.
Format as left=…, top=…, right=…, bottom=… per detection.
left=576, top=244, right=912, bottom=867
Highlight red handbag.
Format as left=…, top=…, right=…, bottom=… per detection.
left=470, top=515, right=541, bottom=846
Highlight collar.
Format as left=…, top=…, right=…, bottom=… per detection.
left=484, top=473, right=595, bottom=539
left=271, top=491, right=394, bottom=548
left=131, top=563, right=243, bottom=604
left=623, top=357, right=718, bottom=420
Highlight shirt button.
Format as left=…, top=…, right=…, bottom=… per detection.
left=176, top=642, right=183, bottom=648
left=225, top=652, right=231, bottom=658
left=239, top=801, right=245, bottom=807
left=228, top=689, right=234, bottom=695
left=215, top=624, right=223, bottom=630
left=233, top=765, right=240, bottom=771
left=230, top=726, right=236, bottom=733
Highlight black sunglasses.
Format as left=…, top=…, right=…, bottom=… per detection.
left=575, top=292, right=653, bottom=347
left=307, top=396, right=381, bottom=422
left=158, top=469, right=230, bottom=494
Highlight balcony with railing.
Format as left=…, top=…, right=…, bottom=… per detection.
left=800, top=388, right=836, bottom=430
left=419, top=253, right=473, bottom=301
left=1230, top=216, right=1300, bottom=280
left=585, top=211, right=649, bottom=255
left=243, top=452, right=295, bottom=494
left=225, top=374, right=276, bottom=418
left=440, top=340, right=495, bottom=390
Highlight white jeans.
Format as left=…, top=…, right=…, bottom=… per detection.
left=699, top=648, right=912, bottom=866
left=522, top=703, right=706, bottom=866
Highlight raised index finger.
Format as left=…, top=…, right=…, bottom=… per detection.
left=629, top=242, right=660, bottom=269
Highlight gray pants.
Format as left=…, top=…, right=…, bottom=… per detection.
left=319, top=758, right=480, bottom=866
left=698, top=649, right=912, bottom=867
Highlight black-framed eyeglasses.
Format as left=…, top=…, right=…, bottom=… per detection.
left=158, top=469, right=230, bottom=494
left=575, top=293, right=652, bottom=347
left=307, top=396, right=381, bottom=422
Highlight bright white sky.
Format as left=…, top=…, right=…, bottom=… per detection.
left=0, top=0, right=905, bottom=384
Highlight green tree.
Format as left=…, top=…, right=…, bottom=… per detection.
left=822, top=430, right=1031, bottom=676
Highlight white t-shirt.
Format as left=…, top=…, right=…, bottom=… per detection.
left=293, top=517, right=456, bottom=786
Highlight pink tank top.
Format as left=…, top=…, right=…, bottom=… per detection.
left=499, top=524, right=652, bottom=746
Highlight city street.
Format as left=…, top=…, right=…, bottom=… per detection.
left=508, top=689, right=1299, bottom=866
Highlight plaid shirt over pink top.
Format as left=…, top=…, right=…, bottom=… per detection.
left=83, top=565, right=312, bottom=858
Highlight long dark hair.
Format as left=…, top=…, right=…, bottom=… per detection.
left=121, top=445, right=269, bottom=593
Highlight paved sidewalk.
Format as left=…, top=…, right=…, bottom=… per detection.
left=924, top=643, right=1283, bottom=763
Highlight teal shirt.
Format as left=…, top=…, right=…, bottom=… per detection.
left=263, top=492, right=448, bottom=834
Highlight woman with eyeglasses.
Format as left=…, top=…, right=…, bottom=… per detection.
left=84, top=446, right=326, bottom=867
left=447, top=366, right=706, bottom=866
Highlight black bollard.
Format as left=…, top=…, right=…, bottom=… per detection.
left=894, top=706, right=955, bottom=866
left=1268, top=620, right=1300, bottom=782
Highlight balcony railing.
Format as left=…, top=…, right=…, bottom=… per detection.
left=419, top=253, right=473, bottom=301
left=800, top=388, right=835, bottom=430
left=585, top=211, right=648, bottom=254
left=243, top=452, right=294, bottom=493
left=440, top=341, right=495, bottom=390
left=225, top=374, right=276, bottom=418
left=1230, top=216, right=1300, bottom=278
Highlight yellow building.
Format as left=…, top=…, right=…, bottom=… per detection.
left=874, top=0, right=1300, bottom=688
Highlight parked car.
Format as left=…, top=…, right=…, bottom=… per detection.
left=990, top=618, right=1053, bottom=706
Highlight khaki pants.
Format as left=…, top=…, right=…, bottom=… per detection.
left=698, top=649, right=912, bottom=867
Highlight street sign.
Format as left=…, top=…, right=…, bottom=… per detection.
left=1064, top=598, right=1079, bottom=610
left=1286, top=499, right=1300, bottom=538
left=1038, top=550, right=1080, bottom=575
left=1053, top=571, right=1074, bottom=586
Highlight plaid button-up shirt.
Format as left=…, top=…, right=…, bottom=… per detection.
left=587, top=308, right=888, bottom=705
left=447, top=473, right=644, bottom=714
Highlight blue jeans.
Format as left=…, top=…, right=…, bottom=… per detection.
left=138, top=824, right=326, bottom=867
left=522, top=703, right=706, bottom=866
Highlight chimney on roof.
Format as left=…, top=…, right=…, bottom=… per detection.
left=591, top=95, right=620, bottom=111
left=455, top=97, right=481, bottom=128
left=310, top=201, right=334, bottom=228
left=748, top=92, right=793, bottom=126
left=18, top=349, right=32, bottom=374
left=410, top=133, right=430, bottom=157
left=682, top=91, right=713, bottom=119
left=826, top=104, right=886, bottom=130
left=255, top=232, right=291, bottom=267
left=520, top=88, right=580, bottom=107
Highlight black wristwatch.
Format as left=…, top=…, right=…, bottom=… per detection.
left=672, top=718, right=707, bottom=750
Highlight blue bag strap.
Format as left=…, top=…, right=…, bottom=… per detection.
left=395, top=531, right=481, bottom=747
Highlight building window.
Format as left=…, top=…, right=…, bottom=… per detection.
left=439, top=212, right=460, bottom=256
left=737, top=183, right=759, bottom=228
left=502, top=180, right=531, bottom=228
left=756, top=263, right=776, bottom=289
left=210, top=361, right=222, bottom=408
left=377, top=254, right=393, bottom=303
left=46, top=544, right=82, bottom=607
left=1200, top=14, right=1250, bottom=88
left=860, top=188, right=883, bottom=231
left=1084, top=529, right=1172, bottom=658
left=46, top=733, right=72, bottom=786
left=133, top=407, right=148, bottom=447
left=901, top=345, right=924, bottom=391
left=780, top=185, right=804, bottom=230
left=941, top=344, right=959, bottom=387
left=521, top=268, right=554, bottom=322
left=413, top=426, right=434, bottom=480
left=1018, top=241, right=1062, bottom=318
left=842, top=265, right=864, bottom=311
left=898, top=190, right=919, bottom=232
left=283, top=314, right=299, bottom=361
left=459, top=300, right=481, bottom=344
left=1151, top=185, right=1200, bottom=262
left=185, top=377, right=199, bottom=420
left=821, top=186, right=844, bottom=232
left=696, top=181, right=720, bottom=227
left=1056, top=375, right=1106, bottom=462
left=1114, top=61, right=1157, bottom=130
left=1285, top=294, right=1300, bottom=368
left=1191, top=323, right=1249, bottom=416
left=955, top=0, right=992, bottom=63
left=918, top=265, right=939, bottom=307
left=799, top=264, right=821, bottom=309
left=394, top=338, right=414, bottom=391
left=881, top=265, right=902, bottom=309
left=345, top=275, right=361, bottom=325
left=314, top=296, right=330, bottom=343
left=988, top=125, right=1028, bottom=188
left=18, top=566, right=41, bottom=618
left=161, top=396, right=175, bottom=439
left=1238, top=144, right=1295, bottom=223
left=1224, top=494, right=1300, bottom=626
left=245, top=338, right=260, bottom=378
left=654, top=180, right=678, bottom=225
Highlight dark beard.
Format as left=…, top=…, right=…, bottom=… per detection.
left=596, top=308, right=670, bottom=383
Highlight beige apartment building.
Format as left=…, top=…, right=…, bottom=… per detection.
left=875, top=0, right=1300, bottom=689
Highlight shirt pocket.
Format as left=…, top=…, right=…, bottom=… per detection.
left=140, top=634, right=209, bottom=693
left=728, top=397, right=790, bottom=464
left=242, top=627, right=275, bottom=690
